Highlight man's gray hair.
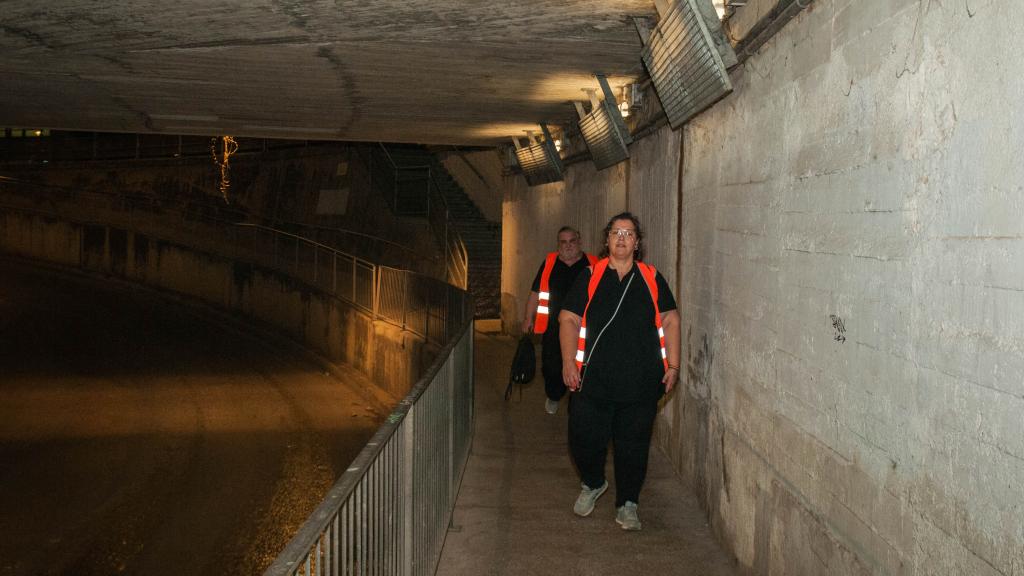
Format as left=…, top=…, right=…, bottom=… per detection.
left=557, top=226, right=580, bottom=239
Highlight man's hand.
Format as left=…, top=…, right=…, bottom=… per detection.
left=522, top=291, right=540, bottom=335
left=521, top=318, right=533, bottom=334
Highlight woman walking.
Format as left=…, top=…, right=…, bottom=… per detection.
left=558, top=212, right=680, bottom=530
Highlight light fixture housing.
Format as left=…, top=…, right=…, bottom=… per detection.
left=641, top=0, right=733, bottom=128
left=575, top=74, right=633, bottom=171
left=513, top=123, right=564, bottom=186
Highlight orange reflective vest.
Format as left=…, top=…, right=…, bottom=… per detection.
left=574, top=258, right=668, bottom=371
left=534, top=252, right=598, bottom=334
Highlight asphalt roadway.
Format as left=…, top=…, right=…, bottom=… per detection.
left=0, top=259, right=389, bottom=576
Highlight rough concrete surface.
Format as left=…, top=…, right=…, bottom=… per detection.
left=435, top=332, right=737, bottom=576
left=0, top=259, right=388, bottom=575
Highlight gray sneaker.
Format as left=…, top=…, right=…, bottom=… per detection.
left=573, top=481, right=608, bottom=517
left=544, top=398, right=559, bottom=414
left=616, top=501, right=642, bottom=531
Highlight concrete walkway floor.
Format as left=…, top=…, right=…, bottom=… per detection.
left=436, top=330, right=738, bottom=576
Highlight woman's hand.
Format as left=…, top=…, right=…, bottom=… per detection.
left=662, top=366, right=679, bottom=393
left=563, top=360, right=581, bottom=391
left=559, top=310, right=583, bottom=391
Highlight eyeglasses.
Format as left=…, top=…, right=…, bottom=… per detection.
left=609, top=228, right=636, bottom=238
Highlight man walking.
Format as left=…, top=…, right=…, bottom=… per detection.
left=522, top=226, right=597, bottom=414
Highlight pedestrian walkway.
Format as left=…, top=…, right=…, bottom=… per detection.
left=436, top=330, right=738, bottom=576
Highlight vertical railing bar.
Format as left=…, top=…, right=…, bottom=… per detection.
left=391, top=439, right=397, bottom=576
left=448, top=356, right=455, bottom=507
left=316, top=539, right=323, bottom=576
left=368, top=467, right=374, bottom=576
left=403, top=406, right=414, bottom=576
left=364, top=479, right=372, bottom=573
left=332, top=513, right=340, bottom=576
left=374, top=461, right=381, bottom=576
left=345, top=501, right=352, bottom=576
left=372, top=459, right=380, bottom=573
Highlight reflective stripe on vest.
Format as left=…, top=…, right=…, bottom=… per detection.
left=575, top=259, right=668, bottom=371
left=534, top=252, right=598, bottom=334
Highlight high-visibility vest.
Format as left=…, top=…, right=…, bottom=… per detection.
left=534, top=252, right=598, bottom=334
left=574, top=258, right=668, bottom=371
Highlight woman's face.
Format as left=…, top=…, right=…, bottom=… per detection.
left=606, top=218, right=638, bottom=260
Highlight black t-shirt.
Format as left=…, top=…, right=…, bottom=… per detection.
left=563, top=262, right=677, bottom=401
left=531, top=255, right=591, bottom=338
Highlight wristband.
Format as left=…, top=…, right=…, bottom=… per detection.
left=667, top=364, right=679, bottom=371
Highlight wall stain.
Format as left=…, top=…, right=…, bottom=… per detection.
left=830, top=314, right=846, bottom=343
left=315, top=46, right=364, bottom=133
left=686, top=328, right=715, bottom=399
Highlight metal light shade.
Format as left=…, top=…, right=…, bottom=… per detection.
left=514, top=124, right=564, bottom=186
left=642, top=0, right=733, bottom=128
left=577, top=74, right=633, bottom=170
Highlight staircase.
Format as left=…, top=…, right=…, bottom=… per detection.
left=379, top=145, right=502, bottom=319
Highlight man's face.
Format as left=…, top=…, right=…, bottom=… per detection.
left=557, top=231, right=582, bottom=261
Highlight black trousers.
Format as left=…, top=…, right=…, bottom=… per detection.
left=568, top=391, right=659, bottom=507
left=541, top=331, right=566, bottom=401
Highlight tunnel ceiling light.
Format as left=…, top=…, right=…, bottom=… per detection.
left=512, top=123, right=564, bottom=186
left=575, top=74, right=633, bottom=171
left=641, top=0, right=733, bottom=128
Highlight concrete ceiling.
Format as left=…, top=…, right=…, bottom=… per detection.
left=0, top=1, right=658, bottom=146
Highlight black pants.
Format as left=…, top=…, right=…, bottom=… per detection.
left=568, top=391, right=659, bottom=507
left=541, top=331, right=566, bottom=401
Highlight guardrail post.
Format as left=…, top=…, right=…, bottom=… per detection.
left=402, top=271, right=409, bottom=331
left=372, top=265, right=379, bottom=318
left=447, top=351, right=455, bottom=507
left=402, top=408, right=415, bottom=576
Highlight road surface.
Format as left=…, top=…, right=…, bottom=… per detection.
left=0, top=259, right=389, bottom=575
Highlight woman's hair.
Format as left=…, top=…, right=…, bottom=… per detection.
left=598, top=211, right=644, bottom=261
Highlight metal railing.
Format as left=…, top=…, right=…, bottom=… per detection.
left=265, top=319, right=473, bottom=576
left=0, top=178, right=462, bottom=344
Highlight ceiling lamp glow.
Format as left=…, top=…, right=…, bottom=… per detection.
left=575, top=74, right=633, bottom=171
left=512, top=123, right=564, bottom=186
left=641, top=0, right=733, bottom=128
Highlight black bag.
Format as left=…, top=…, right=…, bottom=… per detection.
left=505, top=335, right=536, bottom=400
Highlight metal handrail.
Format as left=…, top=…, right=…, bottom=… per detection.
left=0, top=183, right=448, bottom=340
left=263, top=315, right=473, bottom=576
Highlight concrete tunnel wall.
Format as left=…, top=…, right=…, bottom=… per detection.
left=502, top=2, right=1023, bottom=574
left=0, top=210, right=436, bottom=403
